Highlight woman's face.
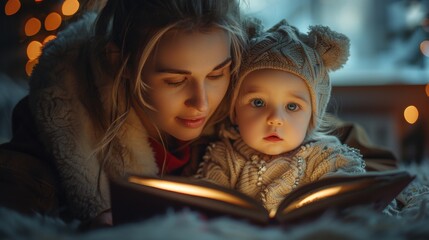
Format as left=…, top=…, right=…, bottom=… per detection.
left=141, top=28, right=232, bottom=141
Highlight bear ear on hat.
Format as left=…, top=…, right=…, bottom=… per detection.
left=267, top=19, right=289, bottom=32
left=267, top=19, right=300, bottom=35
left=306, top=25, right=350, bottom=71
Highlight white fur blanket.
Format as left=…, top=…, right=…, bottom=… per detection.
left=1, top=163, right=429, bottom=240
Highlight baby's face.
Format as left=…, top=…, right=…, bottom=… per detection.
left=234, top=69, right=312, bottom=155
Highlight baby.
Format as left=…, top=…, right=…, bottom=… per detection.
left=196, top=20, right=366, bottom=213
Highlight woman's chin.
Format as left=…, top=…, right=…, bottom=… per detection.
left=171, top=131, right=202, bottom=142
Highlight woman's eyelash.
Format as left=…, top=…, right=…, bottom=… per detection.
left=207, top=73, right=224, bottom=79
left=165, top=78, right=186, bottom=86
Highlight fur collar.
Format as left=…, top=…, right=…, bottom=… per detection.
left=28, top=13, right=158, bottom=219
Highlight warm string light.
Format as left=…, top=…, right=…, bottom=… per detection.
left=404, top=105, right=419, bottom=124
left=4, top=0, right=21, bottom=16
left=4, top=0, right=81, bottom=76
left=25, top=59, right=38, bottom=76
left=62, top=0, right=80, bottom=16
left=420, top=40, right=429, bottom=57
left=25, top=17, right=42, bottom=36
left=43, top=35, right=57, bottom=44
left=402, top=84, right=427, bottom=127
left=26, top=40, right=42, bottom=60
left=44, top=12, right=62, bottom=31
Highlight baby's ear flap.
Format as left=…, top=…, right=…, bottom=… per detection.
left=306, top=26, right=350, bottom=71
left=106, top=42, right=130, bottom=78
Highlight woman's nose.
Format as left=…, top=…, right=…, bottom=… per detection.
left=185, top=82, right=208, bottom=112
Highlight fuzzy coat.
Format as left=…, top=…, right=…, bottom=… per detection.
left=28, top=13, right=159, bottom=219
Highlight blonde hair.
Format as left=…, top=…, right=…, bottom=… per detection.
left=88, top=0, right=247, bottom=170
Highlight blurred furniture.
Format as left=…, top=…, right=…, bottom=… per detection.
left=330, top=84, right=429, bottom=164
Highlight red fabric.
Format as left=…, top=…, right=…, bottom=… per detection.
left=148, top=138, right=190, bottom=175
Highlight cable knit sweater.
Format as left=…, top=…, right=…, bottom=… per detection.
left=196, top=134, right=366, bottom=212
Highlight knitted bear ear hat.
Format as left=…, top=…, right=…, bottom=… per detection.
left=231, top=19, right=350, bottom=131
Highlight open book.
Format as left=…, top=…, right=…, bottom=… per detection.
left=110, top=170, right=414, bottom=226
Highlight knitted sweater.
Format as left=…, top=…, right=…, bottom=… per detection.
left=196, top=135, right=366, bottom=212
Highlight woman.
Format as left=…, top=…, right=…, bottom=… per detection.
left=0, top=0, right=246, bottom=227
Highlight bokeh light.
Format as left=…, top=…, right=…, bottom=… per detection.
left=404, top=105, right=419, bottom=124
left=44, top=12, right=62, bottom=31
left=43, top=35, right=57, bottom=44
left=62, top=0, right=80, bottom=16
left=27, top=40, right=42, bottom=60
left=25, top=59, right=39, bottom=76
left=5, top=0, right=21, bottom=16
left=420, top=40, right=429, bottom=57
left=24, top=17, right=42, bottom=37
left=4, top=0, right=83, bottom=76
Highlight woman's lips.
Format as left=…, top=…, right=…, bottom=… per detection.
left=263, top=134, right=283, bottom=142
left=176, top=117, right=206, bottom=128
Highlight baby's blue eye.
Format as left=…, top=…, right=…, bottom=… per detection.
left=287, top=103, right=299, bottom=111
left=250, top=98, right=265, bottom=108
